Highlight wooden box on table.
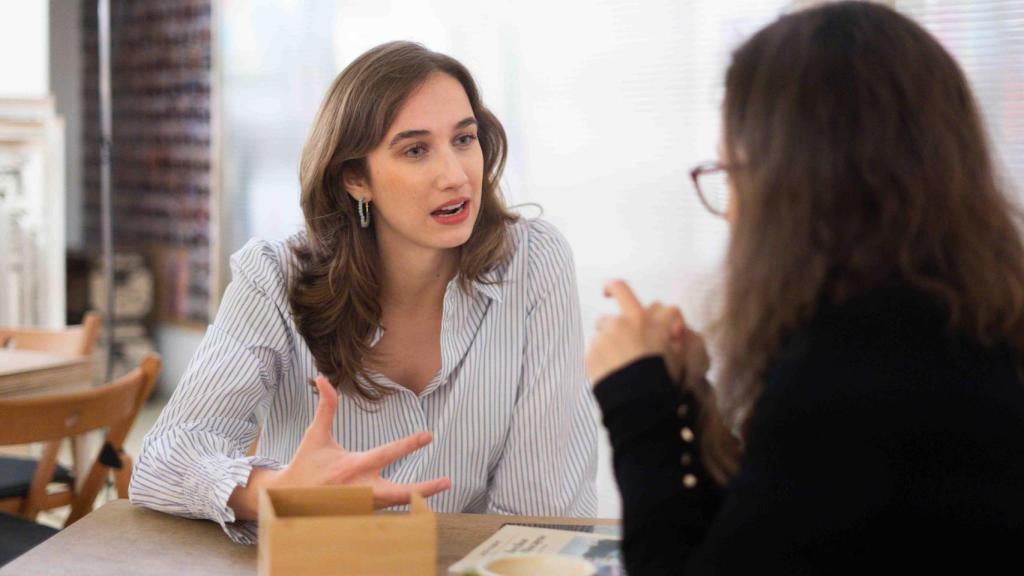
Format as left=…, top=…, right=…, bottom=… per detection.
left=258, top=486, right=436, bottom=576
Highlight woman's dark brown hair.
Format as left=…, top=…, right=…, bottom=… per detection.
left=704, top=1, right=1024, bottom=480
left=290, top=41, right=517, bottom=400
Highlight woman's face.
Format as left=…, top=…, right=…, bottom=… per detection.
left=346, top=72, right=484, bottom=256
left=726, top=180, right=738, bottom=228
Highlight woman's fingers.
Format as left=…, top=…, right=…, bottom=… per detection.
left=371, top=477, right=452, bottom=508
left=649, top=304, right=687, bottom=337
left=604, top=280, right=645, bottom=318
left=362, top=431, right=434, bottom=470
left=594, top=315, right=616, bottom=332
left=670, top=318, right=687, bottom=339
left=309, top=375, right=339, bottom=440
left=667, top=308, right=688, bottom=339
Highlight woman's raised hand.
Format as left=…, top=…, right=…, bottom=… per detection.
left=270, top=376, right=452, bottom=508
left=231, top=376, right=451, bottom=520
left=586, top=280, right=709, bottom=387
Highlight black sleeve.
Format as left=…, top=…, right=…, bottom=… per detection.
left=595, top=353, right=904, bottom=575
left=593, top=356, right=724, bottom=576
left=681, top=328, right=919, bottom=573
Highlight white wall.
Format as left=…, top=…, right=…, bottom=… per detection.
left=49, top=0, right=83, bottom=251
left=0, top=0, right=49, bottom=97
left=154, top=325, right=204, bottom=398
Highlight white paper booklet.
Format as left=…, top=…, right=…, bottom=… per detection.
left=447, top=522, right=626, bottom=575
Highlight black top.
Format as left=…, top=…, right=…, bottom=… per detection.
left=594, top=285, right=1024, bottom=575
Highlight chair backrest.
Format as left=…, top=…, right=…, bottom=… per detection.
left=0, top=354, right=160, bottom=525
left=0, top=311, right=102, bottom=357
left=0, top=353, right=159, bottom=447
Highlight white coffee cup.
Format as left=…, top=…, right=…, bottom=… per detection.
left=476, top=553, right=598, bottom=576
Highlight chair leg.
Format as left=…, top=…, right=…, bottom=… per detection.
left=20, top=440, right=62, bottom=520
left=69, top=435, right=82, bottom=486
left=0, top=497, right=22, bottom=514
left=114, top=454, right=133, bottom=499
left=66, top=446, right=129, bottom=526
left=64, top=469, right=102, bottom=527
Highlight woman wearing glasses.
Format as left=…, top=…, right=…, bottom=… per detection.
left=588, top=2, right=1024, bottom=573
left=130, top=42, right=598, bottom=543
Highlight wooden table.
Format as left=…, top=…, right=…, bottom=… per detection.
left=0, top=349, right=97, bottom=482
left=0, top=500, right=618, bottom=575
left=0, top=349, right=94, bottom=397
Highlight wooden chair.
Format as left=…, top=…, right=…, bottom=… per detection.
left=0, top=354, right=160, bottom=527
left=0, top=311, right=102, bottom=356
left=0, top=311, right=103, bottom=518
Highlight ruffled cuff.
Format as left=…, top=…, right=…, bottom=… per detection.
left=181, top=454, right=283, bottom=545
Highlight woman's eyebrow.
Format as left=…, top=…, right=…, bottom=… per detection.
left=388, top=117, right=477, bottom=148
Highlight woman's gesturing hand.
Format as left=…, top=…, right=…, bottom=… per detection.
left=586, top=280, right=709, bottom=387
left=230, top=376, right=450, bottom=520
left=271, top=376, right=452, bottom=508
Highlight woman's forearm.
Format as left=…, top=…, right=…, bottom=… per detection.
left=227, top=467, right=282, bottom=521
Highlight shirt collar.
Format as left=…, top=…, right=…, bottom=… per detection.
left=469, top=268, right=504, bottom=303
left=453, top=264, right=506, bottom=304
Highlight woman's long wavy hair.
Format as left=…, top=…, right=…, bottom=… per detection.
left=290, top=42, right=517, bottom=400
left=703, top=1, right=1024, bottom=480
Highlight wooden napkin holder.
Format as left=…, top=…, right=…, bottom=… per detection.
left=258, top=486, right=436, bottom=575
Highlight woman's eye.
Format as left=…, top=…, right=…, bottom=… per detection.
left=405, top=144, right=427, bottom=158
left=455, top=134, right=477, bottom=146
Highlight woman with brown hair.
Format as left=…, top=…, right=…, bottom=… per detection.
left=131, top=42, right=597, bottom=543
left=588, top=2, right=1024, bottom=573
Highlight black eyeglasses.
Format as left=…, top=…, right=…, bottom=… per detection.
left=689, top=161, right=737, bottom=218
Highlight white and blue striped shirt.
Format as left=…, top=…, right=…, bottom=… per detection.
left=129, top=218, right=599, bottom=543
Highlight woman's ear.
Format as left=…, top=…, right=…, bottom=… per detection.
left=342, top=167, right=372, bottom=202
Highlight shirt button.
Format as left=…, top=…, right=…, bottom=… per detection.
left=677, top=403, right=689, bottom=418
left=680, top=426, right=694, bottom=443
left=681, top=453, right=693, bottom=467
left=683, top=474, right=698, bottom=489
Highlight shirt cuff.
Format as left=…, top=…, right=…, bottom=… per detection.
left=181, top=454, right=283, bottom=545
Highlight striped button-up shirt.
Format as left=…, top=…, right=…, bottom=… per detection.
left=129, top=218, right=599, bottom=543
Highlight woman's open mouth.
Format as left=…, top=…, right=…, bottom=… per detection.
left=431, top=200, right=470, bottom=224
